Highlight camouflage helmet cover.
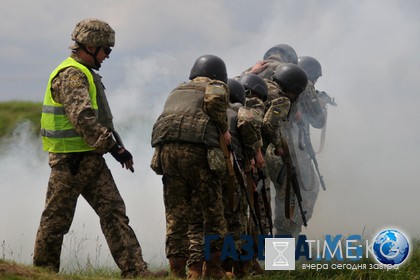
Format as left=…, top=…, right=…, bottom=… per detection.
left=70, top=18, right=115, bottom=49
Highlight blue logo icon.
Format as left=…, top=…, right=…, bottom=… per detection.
left=372, top=229, right=410, bottom=265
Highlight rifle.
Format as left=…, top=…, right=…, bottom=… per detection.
left=316, top=90, right=337, bottom=107
left=278, top=137, right=308, bottom=227
left=254, top=168, right=273, bottom=236
left=112, top=130, right=134, bottom=173
left=297, top=122, right=326, bottom=190
left=225, top=143, right=265, bottom=235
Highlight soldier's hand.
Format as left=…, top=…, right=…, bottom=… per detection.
left=223, top=131, right=232, bottom=145
left=110, top=144, right=135, bottom=173
left=255, top=148, right=265, bottom=169
left=294, top=110, right=303, bottom=122
left=274, top=146, right=284, bottom=157
left=250, top=60, right=268, bottom=74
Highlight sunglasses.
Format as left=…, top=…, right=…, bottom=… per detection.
left=102, top=46, right=112, bottom=55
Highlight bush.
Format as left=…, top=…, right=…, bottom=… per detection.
left=0, top=101, right=42, bottom=138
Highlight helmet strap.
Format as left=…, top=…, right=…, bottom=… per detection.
left=92, top=47, right=102, bottom=69
left=76, top=42, right=101, bottom=70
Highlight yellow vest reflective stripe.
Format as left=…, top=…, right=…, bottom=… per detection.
left=41, top=57, right=98, bottom=153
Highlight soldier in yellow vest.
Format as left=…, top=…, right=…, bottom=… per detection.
left=34, top=18, right=165, bottom=278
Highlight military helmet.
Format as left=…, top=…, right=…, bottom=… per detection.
left=238, top=73, right=268, bottom=102
left=70, top=18, right=115, bottom=49
left=189, top=54, right=228, bottom=83
left=263, top=44, right=298, bottom=64
left=227, top=79, right=246, bottom=105
left=298, top=56, right=322, bottom=82
left=272, top=63, right=308, bottom=95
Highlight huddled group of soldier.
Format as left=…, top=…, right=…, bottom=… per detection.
left=34, top=18, right=335, bottom=279
left=151, top=42, right=335, bottom=279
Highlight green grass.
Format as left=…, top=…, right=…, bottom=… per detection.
left=1, top=240, right=419, bottom=280
left=0, top=101, right=42, bottom=138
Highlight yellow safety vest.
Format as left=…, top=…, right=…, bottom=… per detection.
left=41, top=57, right=98, bottom=152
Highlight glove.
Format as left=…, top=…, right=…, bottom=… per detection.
left=110, top=144, right=134, bottom=172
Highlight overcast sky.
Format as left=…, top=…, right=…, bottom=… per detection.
left=1, top=0, right=420, bottom=270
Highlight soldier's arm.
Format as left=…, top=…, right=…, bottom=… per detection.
left=52, top=67, right=115, bottom=153
left=203, top=81, right=229, bottom=134
left=298, top=83, right=326, bottom=129
left=262, top=96, right=291, bottom=148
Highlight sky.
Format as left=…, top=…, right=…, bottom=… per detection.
left=1, top=0, right=420, bottom=270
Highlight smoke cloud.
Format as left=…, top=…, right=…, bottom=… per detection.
left=1, top=0, right=419, bottom=270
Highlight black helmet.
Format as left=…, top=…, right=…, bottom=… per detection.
left=227, top=79, right=245, bottom=105
left=298, top=56, right=322, bottom=82
left=238, top=73, right=268, bottom=102
left=272, top=63, right=308, bottom=95
left=263, top=44, right=298, bottom=64
left=189, top=54, right=228, bottom=83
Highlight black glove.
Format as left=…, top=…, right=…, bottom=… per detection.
left=110, top=144, right=133, bottom=165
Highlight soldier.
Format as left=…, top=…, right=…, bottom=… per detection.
left=220, top=79, right=264, bottom=278
left=34, top=18, right=165, bottom=278
left=235, top=64, right=307, bottom=275
left=266, top=56, right=331, bottom=237
left=237, top=45, right=300, bottom=239
left=242, top=43, right=299, bottom=80
left=150, top=54, right=230, bottom=279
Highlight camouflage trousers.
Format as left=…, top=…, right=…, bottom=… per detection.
left=222, top=175, right=248, bottom=254
left=33, top=153, right=147, bottom=277
left=265, top=143, right=320, bottom=237
left=160, top=143, right=226, bottom=266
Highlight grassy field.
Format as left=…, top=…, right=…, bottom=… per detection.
left=1, top=238, right=419, bottom=280
left=1, top=251, right=419, bottom=280
left=0, top=101, right=42, bottom=138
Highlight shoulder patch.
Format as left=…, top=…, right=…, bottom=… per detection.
left=69, top=74, right=83, bottom=88
left=238, top=107, right=254, bottom=121
left=205, top=83, right=227, bottom=95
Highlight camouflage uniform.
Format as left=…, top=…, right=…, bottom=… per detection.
left=242, top=59, right=285, bottom=81
left=151, top=77, right=229, bottom=267
left=266, top=82, right=325, bottom=237
left=249, top=79, right=292, bottom=236
left=224, top=102, right=263, bottom=253
left=34, top=52, right=149, bottom=277
left=240, top=61, right=294, bottom=236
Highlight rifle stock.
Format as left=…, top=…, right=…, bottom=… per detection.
left=297, top=122, right=326, bottom=190
left=280, top=137, right=308, bottom=227
left=255, top=169, right=273, bottom=235
left=226, top=143, right=264, bottom=235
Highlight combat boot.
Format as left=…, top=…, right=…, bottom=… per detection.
left=203, top=251, right=234, bottom=279
left=187, top=261, right=203, bottom=280
left=221, top=257, right=235, bottom=279
left=137, top=268, right=169, bottom=278
left=169, top=257, right=187, bottom=278
left=233, top=260, right=249, bottom=278
left=248, top=258, right=264, bottom=276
